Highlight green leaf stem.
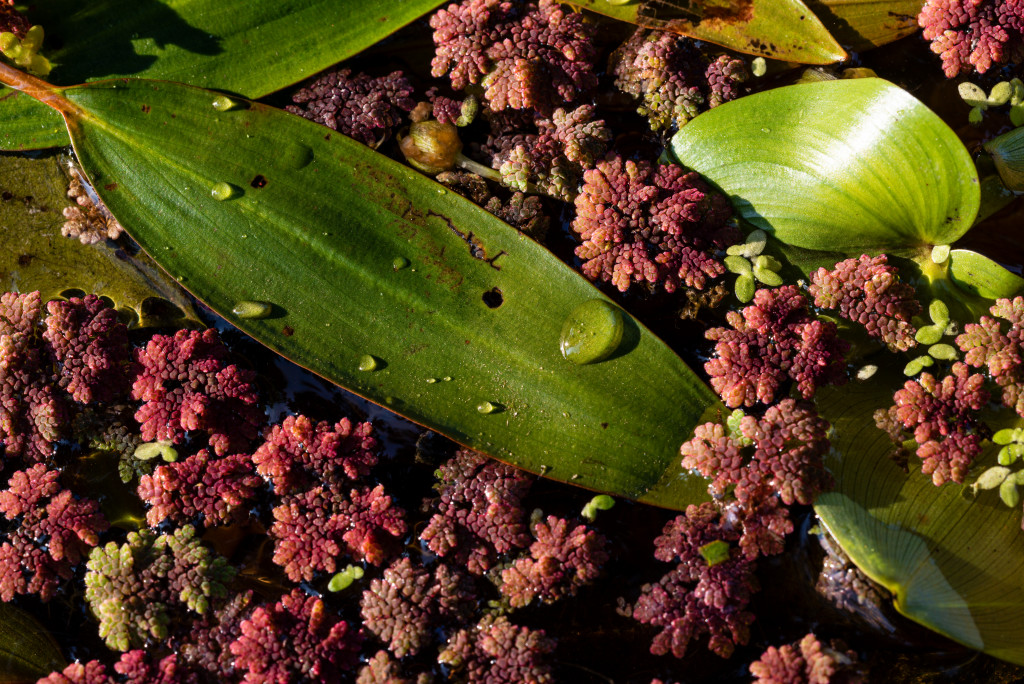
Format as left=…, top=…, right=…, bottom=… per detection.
left=0, top=0, right=447, bottom=151
left=0, top=64, right=721, bottom=508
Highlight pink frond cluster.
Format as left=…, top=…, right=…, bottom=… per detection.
left=270, top=484, right=407, bottom=582
left=43, top=295, right=134, bottom=403
left=137, top=449, right=263, bottom=527
left=36, top=661, right=112, bottom=684
left=918, top=0, right=1024, bottom=77
left=0, top=464, right=107, bottom=601
left=113, top=651, right=201, bottom=684
left=611, top=29, right=749, bottom=131
left=0, top=291, right=66, bottom=461
left=430, top=0, right=598, bottom=115
left=957, top=296, right=1024, bottom=416
left=808, top=255, right=920, bottom=352
left=132, top=328, right=262, bottom=456
left=286, top=69, right=416, bottom=147
left=500, top=515, right=608, bottom=608
left=229, top=588, right=363, bottom=684
left=177, top=591, right=255, bottom=680
left=681, top=399, right=833, bottom=508
left=252, top=413, right=378, bottom=494
left=0, top=2, right=29, bottom=36
left=571, top=155, right=738, bottom=294
left=361, top=556, right=475, bottom=658
left=750, top=632, right=864, bottom=684
left=420, top=448, right=532, bottom=574
left=631, top=503, right=757, bottom=659
left=439, top=614, right=556, bottom=684
left=705, top=286, right=849, bottom=407
left=875, top=362, right=989, bottom=485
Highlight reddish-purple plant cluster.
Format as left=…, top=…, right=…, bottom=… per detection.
left=286, top=69, right=416, bottom=147
left=0, top=291, right=66, bottom=461
left=705, top=286, right=849, bottom=407
left=0, top=464, right=108, bottom=602
left=571, top=154, right=738, bottom=294
left=420, top=448, right=532, bottom=574
left=229, top=588, right=363, bottom=683
left=918, top=0, right=1024, bottom=77
left=681, top=399, right=833, bottom=509
left=36, top=661, right=112, bottom=684
left=137, top=449, right=263, bottom=527
left=500, top=515, right=608, bottom=608
left=271, top=483, right=407, bottom=581
left=252, top=413, right=378, bottom=494
left=750, top=632, right=864, bottom=684
left=429, top=0, right=598, bottom=115
left=132, top=328, right=262, bottom=456
left=113, top=651, right=201, bottom=684
left=875, top=362, right=990, bottom=485
left=0, top=2, right=30, bottom=36
left=808, top=255, right=920, bottom=352
left=632, top=503, right=758, bottom=659
left=611, top=29, right=749, bottom=131
left=439, top=614, right=555, bottom=684
left=360, top=556, right=475, bottom=657
left=957, top=296, right=1024, bottom=416
left=43, top=295, right=134, bottom=403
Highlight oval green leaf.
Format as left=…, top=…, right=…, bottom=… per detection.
left=567, top=0, right=846, bottom=64
left=948, top=249, right=1024, bottom=301
left=815, top=377, right=1024, bottom=664
left=0, top=603, right=65, bottom=683
left=9, top=69, right=719, bottom=508
left=671, top=79, right=980, bottom=254
left=0, top=0, right=448, bottom=151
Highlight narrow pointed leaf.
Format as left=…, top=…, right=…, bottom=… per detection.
left=0, top=0, right=447, bottom=151
left=5, top=68, right=720, bottom=507
left=805, top=0, right=924, bottom=51
left=0, top=603, right=65, bottom=683
left=567, top=0, right=846, bottom=63
left=671, top=79, right=980, bottom=255
left=815, top=377, right=1024, bottom=664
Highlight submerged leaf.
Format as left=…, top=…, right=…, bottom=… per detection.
left=0, top=603, right=64, bottom=683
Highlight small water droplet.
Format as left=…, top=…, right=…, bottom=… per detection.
left=477, top=401, right=498, bottom=414
left=385, top=396, right=396, bottom=405
left=559, top=299, right=626, bottom=365
left=232, top=300, right=272, bottom=319
left=358, top=354, right=379, bottom=372
left=442, top=376, right=452, bottom=382
left=210, top=181, right=236, bottom=200
left=426, top=377, right=438, bottom=384
left=393, top=257, right=410, bottom=270
left=437, top=188, right=447, bottom=195
left=761, top=127, right=771, bottom=133
left=281, top=141, right=314, bottom=169
left=212, top=95, right=240, bottom=111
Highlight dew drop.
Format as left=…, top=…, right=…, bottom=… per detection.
left=210, top=181, right=236, bottom=200
left=442, top=376, right=452, bottom=382
left=559, top=299, right=625, bottom=365
left=281, top=141, right=314, bottom=169
left=761, top=127, right=771, bottom=133
left=212, top=95, right=240, bottom=111
left=426, top=377, right=438, bottom=384
left=232, top=300, right=272, bottom=319
left=358, top=354, right=379, bottom=372
left=393, top=257, right=410, bottom=270
left=477, top=401, right=498, bottom=414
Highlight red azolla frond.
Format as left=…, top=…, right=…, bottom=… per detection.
left=919, top=0, right=1024, bottom=76
left=114, top=651, right=201, bottom=684
left=252, top=414, right=377, bottom=495
left=420, top=449, right=532, bottom=575
left=572, top=155, right=737, bottom=295
left=750, top=632, right=864, bottom=684
left=138, top=450, right=263, bottom=527
left=36, top=661, right=113, bottom=684
left=229, top=588, right=363, bottom=683
left=705, top=286, right=849, bottom=407
left=0, top=464, right=108, bottom=601
left=500, top=515, right=609, bottom=608
left=132, top=329, right=261, bottom=456
left=0, top=3, right=29, bottom=37
left=439, top=614, right=555, bottom=684
left=286, top=69, right=415, bottom=147
left=957, top=296, right=1024, bottom=416
left=43, top=295, right=134, bottom=403
left=177, top=590, right=255, bottom=680
left=430, top=0, right=598, bottom=115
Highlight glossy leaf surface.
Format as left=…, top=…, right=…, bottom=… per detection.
left=815, top=377, right=1024, bottom=664
left=0, top=603, right=64, bottom=683
left=15, top=71, right=720, bottom=508
left=0, top=153, right=201, bottom=328
left=805, top=0, right=924, bottom=50
left=671, top=79, right=979, bottom=255
left=567, top=0, right=846, bottom=64
left=0, top=0, right=446, bottom=151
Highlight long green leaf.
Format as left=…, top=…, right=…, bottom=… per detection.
left=0, top=603, right=65, bottom=683
left=815, top=377, right=1024, bottom=665
left=805, top=0, right=923, bottom=50
left=0, top=0, right=447, bottom=151
left=671, top=79, right=980, bottom=255
left=567, top=0, right=847, bottom=64
left=0, top=65, right=720, bottom=508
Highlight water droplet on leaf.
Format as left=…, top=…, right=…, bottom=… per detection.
left=358, top=355, right=379, bottom=372
left=232, top=301, right=272, bottom=319
left=477, top=401, right=498, bottom=414
left=210, top=182, right=236, bottom=201
left=559, top=299, right=625, bottom=365
left=212, top=95, right=240, bottom=111
left=393, top=257, right=410, bottom=270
